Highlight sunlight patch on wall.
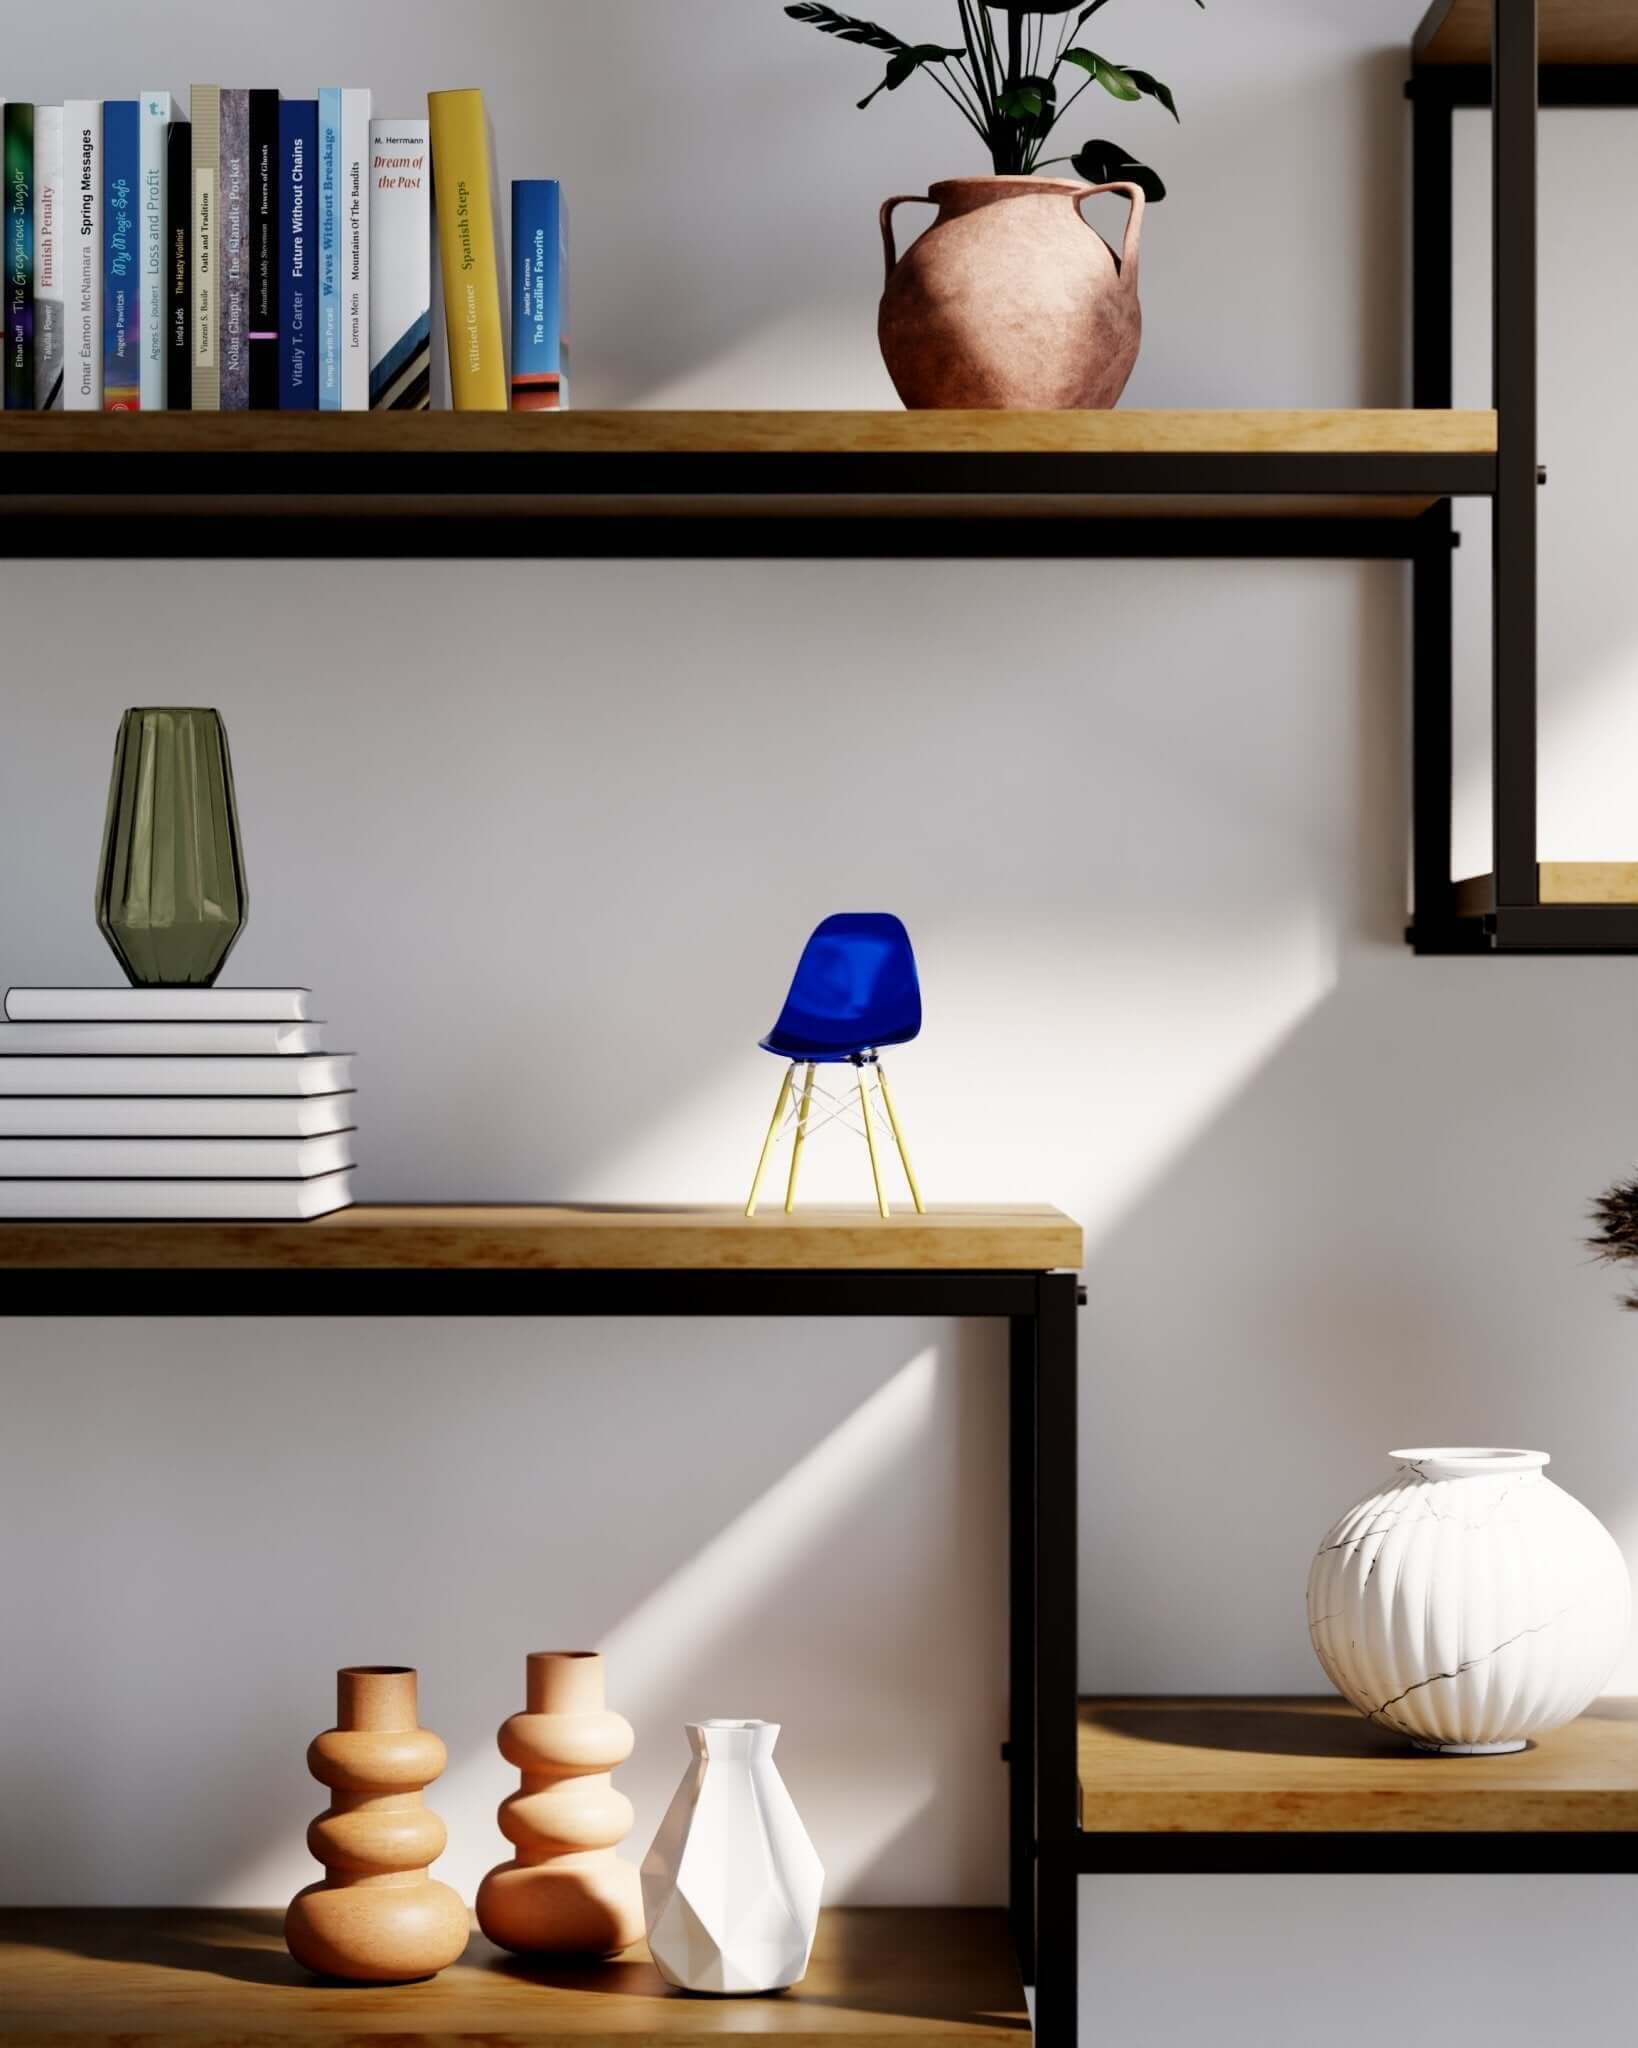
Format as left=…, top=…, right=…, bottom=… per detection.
left=578, top=905, right=1341, bottom=1247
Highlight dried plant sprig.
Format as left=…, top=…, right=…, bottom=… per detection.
left=1589, top=1174, right=1638, bottom=1308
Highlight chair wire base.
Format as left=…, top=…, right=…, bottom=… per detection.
left=745, top=1058, right=925, bottom=1219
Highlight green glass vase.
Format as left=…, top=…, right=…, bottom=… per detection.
left=95, top=709, right=249, bottom=987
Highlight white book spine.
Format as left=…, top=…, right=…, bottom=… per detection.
left=0, top=1054, right=354, bottom=1096
left=0, top=1171, right=355, bottom=1221
left=139, top=92, right=178, bottom=410
left=0, top=1021, right=322, bottom=1055
left=33, top=106, right=64, bottom=410
left=340, top=88, right=372, bottom=410
left=0, top=1132, right=356, bottom=1178
left=368, top=119, right=430, bottom=411
left=63, top=101, right=101, bottom=410
left=5, top=986, right=314, bottom=1022
left=0, top=1093, right=355, bottom=1137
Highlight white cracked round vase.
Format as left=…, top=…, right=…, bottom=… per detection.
left=641, top=1720, right=823, bottom=1996
left=1307, top=1448, right=1630, bottom=1753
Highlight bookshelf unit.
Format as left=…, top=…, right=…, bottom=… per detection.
left=1409, top=0, right=1638, bottom=949
left=0, top=1209, right=1083, bottom=2046
left=4, top=8, right=1632, bottom=2048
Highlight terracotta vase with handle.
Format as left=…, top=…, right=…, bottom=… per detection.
left=878, top=175, right=1145, bottom=411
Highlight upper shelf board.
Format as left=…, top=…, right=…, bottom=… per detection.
left=1079, top=1696, right=1638, bottom=1833
left=0, top=1202, right=1084, bottom=1274
left=1416, top=0, right=1638, bottom=64
left=0, top=410, right=1498, bottom=521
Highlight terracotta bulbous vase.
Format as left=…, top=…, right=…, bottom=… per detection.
left=475, top=1651, right=644, bottom=1958
left=879, top=176, right=1145, bottom=411
left=284, top=1667, right=470, bottom=1984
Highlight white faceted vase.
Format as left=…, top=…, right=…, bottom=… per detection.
left=641, top=1719, right=823, bottom=1995
left=1308, top=1448, right=1630, bottom=1754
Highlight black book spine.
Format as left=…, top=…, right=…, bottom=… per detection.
left=166, top=119, right=192, bottom=410
left=248, top=91, right=280, bottom=409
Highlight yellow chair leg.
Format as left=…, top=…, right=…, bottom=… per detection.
left=875, top=1061, right=925, bottom=1215
left=785, top=1064, right=818, bottom=1214
left=858, top=1066, right=890, bottom=1219
left=746, top=1066, right=796, bottom=1218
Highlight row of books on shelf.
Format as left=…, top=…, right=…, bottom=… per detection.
left=0, top=87, right=566, bottom=414
left=0, top=986, right=356, bottom=1220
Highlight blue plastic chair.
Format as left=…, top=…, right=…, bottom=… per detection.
left=746, top=914, right=925, bottom=1220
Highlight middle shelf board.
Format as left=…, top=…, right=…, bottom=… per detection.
left=0, top=410, right=1499, bottom=531
left=1079, top=1696, right=1638, bottom=1835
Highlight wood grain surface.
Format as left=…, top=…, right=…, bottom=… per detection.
left=0, top=1908, right=1026, bottom=2045
left=0, top=1204, right=1083, bottom=1272
left=1417, top=0, right=1638, bottom=65
left=1079, top=1696, right=1638, bottom=1832
left=0, top=409, right=1499, bottom=459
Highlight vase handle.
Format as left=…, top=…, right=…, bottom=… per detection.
left=880, top=195, right=935, bottom=288
left=1077, top=182, right=1146, bottom=286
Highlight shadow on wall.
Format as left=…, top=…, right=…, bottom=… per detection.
left=1082, top=941, right=1638, bottom=1699
left=0, top=1317, right=1006, bottom=1911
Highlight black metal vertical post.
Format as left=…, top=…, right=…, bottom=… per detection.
left=1031, top=1273, right=1080, bottom=2047
left=1008, top=1315, right=1038, bottom=1985
left=1413, top=501, right=1457, bottom=936
left=1412, top=78, right=1454, bottom=414
left=1410, top=74, right=1458, bottom=939
left=1492, top=0, right=1539, bottom=907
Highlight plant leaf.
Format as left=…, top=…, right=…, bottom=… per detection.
left=998, top=73, right=1058, bottom=119
left=1072, top=139, right=1166, bottom=202
left=1117, top=66, right=1180, bottom=120
left=784, top=3, right=908, bottom=54
left=858, top=43, right=967, bottom=108
left=1062, top=49, right=1142, bottom=102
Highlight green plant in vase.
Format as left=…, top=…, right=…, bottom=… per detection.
left=783, top=2, right=1201, bottom=411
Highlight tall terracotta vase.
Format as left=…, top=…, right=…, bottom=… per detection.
left=475, top=1651, right=644, bottom=1957
left=284, top=1667, right=469, bottom=1983
left=879, top=176, right=1145, bottom=411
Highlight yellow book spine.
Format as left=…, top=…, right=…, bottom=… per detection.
left=428, top=89, right=506, bottom=411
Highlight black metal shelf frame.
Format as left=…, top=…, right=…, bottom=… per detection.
left=1, top=1262, right=1085, bottom=2043
left=1410, top=0, right=1638, bottom=953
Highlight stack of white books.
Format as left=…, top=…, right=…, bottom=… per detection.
left=0, top=988, right=356, bottom=1220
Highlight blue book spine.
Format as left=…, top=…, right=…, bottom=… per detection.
left=102, top=100, right=140, bottom=409
left=278, top=101, right=318, bottom=409
left=316, top=87, right=341, bottom=410
left=509, top=179, right=567, bottom=412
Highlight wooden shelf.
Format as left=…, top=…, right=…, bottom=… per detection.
left=0, top=1908, right=1026, bottom=2046
left=1079, top=1696, right=1638, bottom=1834
left=1417, top=0, right=1638, bottom=66
left=0, top=408, right=1498, bottom=460
left=0, top=411, right=1498, bottom=542
left=1455, top=863, right=1638, bottom=914
left=0, top=1203, right=1083, bottom=1274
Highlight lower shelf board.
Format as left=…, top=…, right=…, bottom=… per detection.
left=0, top=1907, right=1025, bottom=2047
left=1079, top=1696, right=1638, bottom=1835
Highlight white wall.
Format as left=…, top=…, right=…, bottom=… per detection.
left=2, top=4, right=1636, bottom=2040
